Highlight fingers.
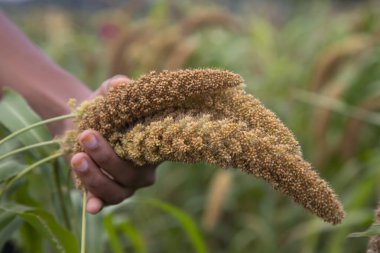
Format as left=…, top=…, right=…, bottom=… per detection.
left=86, top=192, right=103, bottom=214
left=91, top=75, right=131, bottom=99
left=71, top=130, right=157, bottom=212
left=78, top=129, right=157, bottom=188
left=70, top=75, right=157, bottom=213
left=71, top=152, right=135, bottom=205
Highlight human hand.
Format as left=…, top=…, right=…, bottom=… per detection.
left=70, top=76, right=157, bottom=214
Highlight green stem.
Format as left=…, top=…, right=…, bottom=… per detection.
left=52, top=161, right=72, bottom=230
left=0, top=140, right=60, bottom=161
left=81, top=190, right=87, bottom=253
left=295, top=90, right=380, bottom=125
left=1, top=152, right=64, bottom=195
left=0, top=114, right=75, bottom=146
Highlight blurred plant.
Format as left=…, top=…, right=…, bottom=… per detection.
left=202, top=170, right=232, bottom=231
left=3, top=1, right=380, bottom=253
left=365, top=205, right=380, bottom=252
left=106, top=6, right=241, bottom=77
left=306, top=32, right=380, bottom=166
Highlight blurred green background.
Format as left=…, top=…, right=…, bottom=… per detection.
left=1, top=0, right=380, bottom=252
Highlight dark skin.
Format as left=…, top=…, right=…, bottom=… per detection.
left=70, top=76, right=157, bottom=213
left=0, top=11, right=157, bottom=214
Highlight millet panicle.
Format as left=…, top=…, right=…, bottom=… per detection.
left=65, top=68, right=345, bottom=225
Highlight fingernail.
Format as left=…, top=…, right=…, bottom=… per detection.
left=80, top=133, right=98, bottom=149
left=73, top=158, right=88, bottom=172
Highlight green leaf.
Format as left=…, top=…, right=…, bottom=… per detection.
left=0, top=137, right=19, bottom=155
left=348, top=224, right=380, bottom=238
left=143, top=198, right=208, bottom=253
left=104, top=214, right=124, bottom=253
left=119, top=220, right=147, bottom=253
left=0, top=159, right=24, bottom=183
left=0, top=203, right=79, bottom=253
left=86, top=213, right=106, bottom=253
left=103, top=214, right=148, bottom=253
left=0, top=210, right=17, bottom=228
left=0, top=89, right=52, bottom=156
left=0, top=215, right=22, bottom=248
left=19, top=221, right=43, bottom=253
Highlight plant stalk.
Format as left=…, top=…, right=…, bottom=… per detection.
left=1, top=151, right=64, bottom=195
left=81, top=190, right=87, bottom=253
left=0, top=140, right=60, bottom=161
left=295, top=90, right=380, bottom=125
left=0, top=114, right=75, bottom=146
left=52, top=161, right=72, bottom=230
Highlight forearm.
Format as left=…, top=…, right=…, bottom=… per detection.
left=0, top=11, right=91, bottom=135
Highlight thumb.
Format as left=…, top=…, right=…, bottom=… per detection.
left=90, top=75, right=131, bottom=99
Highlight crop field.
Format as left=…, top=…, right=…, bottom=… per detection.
left=1, top=1, right=380, bottom=252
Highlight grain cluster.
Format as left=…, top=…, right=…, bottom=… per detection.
left=66, top=69, right=345, bottom=224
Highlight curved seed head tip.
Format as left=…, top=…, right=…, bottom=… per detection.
left=67, top=68, right=345, bottom=224
left=116, top=114, right=345, bottom=224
